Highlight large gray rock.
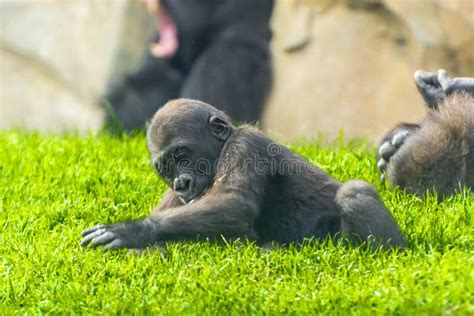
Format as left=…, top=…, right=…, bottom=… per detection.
left=0, top=0, right=153, bottom=132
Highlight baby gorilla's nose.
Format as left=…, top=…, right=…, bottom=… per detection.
left=174, top=174, right=194, bottom=195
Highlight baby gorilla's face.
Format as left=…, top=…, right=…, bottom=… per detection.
left=152, top=143, right=216, bottom=203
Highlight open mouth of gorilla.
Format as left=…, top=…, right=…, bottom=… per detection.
left=145, top=0, right=179, bottom=58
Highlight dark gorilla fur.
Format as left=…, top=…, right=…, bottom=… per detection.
left=106, top=0, right=274, bottom=130
left=378, top=70, right=474, bottom=197
left=82, top=99, right=406, bottom=251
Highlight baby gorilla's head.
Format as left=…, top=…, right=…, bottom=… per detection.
left=147, top=99, right=233, bottom=202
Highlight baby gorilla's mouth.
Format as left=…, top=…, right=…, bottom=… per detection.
left=179, top=187, right=208, bottom=204
left=145, top=0, right=179, bottom=58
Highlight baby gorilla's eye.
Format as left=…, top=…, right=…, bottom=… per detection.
left=175, top=152, right=187, bottom=161
left=173, top=147, right=189, bottom=163
left=173, top=148, right=192, bottom=172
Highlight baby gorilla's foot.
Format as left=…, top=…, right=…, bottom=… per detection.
left=437, top=69, right=474, bottom=96
left=414, top=69, right=474, bottom=108
left=377, top=124, right=419, bottom=181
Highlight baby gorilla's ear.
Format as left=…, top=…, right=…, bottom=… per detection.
left=209, top=115, right=230, bottom=141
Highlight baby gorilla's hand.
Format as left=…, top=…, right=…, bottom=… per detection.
left=81, top=221, right=153, bottom=251
left=377, top=124, right=419, bottom=182
left=378, top=131, right=409, bottom=172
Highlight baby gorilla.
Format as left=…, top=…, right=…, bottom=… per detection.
left=82, top=99, right=406, bottom=251
left=378, top=70, right=474, bottom=197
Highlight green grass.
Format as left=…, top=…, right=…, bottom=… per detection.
left=1, top=131, right=473, bottom=314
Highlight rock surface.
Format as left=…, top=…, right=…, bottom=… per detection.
left=1, top=0, right=473, bottom=140
left=263, top=0, right=474, bottom=141
left=0, top=0, right=153, bottom=132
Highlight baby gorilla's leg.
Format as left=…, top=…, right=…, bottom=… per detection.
left=336, top=180, right=406, bottom=250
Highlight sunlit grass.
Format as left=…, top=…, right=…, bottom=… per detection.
left=1, top=131, right=472, bottom=314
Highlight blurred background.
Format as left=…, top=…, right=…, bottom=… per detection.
left=0, top=0, right=473, bottom=141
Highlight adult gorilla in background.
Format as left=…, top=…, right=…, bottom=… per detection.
left=106, top=0, right=274, bottom=130
left=378, top=70, right=474, bottom=198
left=82, top=99, right=406, bottom=251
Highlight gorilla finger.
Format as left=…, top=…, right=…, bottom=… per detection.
left=90, top=231, right=116, bottom=247
left=437, top=69, right=451, bottom=91
left=103, top=239, right=124, bottom=252
left=392, top=131, right=410, bottom=148
left=377, top=159, right=387, bottom=172
left=80, top=228, right=107, bottom=246
left=81, top=224, right=107, bottom=237
left=414, top=70, right=439, bottom=87
left=379, top=142, right=396, bottom=160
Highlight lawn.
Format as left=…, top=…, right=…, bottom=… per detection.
left=1, top=131, right=473, bottom=314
